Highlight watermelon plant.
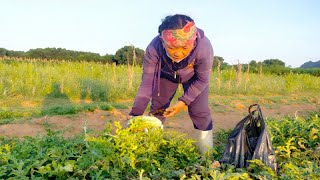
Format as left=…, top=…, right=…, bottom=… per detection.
left=0, top=112, right=319, bottom=179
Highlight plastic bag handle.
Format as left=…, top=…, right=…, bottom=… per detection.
left=249, top=104, right=258, bottom=114
left=248, top=104, right=263, bottom=114
left=248, top=104, right=266, bottom=126
left=248, top=104, right=263, bottom=117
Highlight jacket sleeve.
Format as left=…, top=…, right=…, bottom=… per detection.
left=178, top=38, right=214, bottom=105
left=129, top=43, right=159, bottom=116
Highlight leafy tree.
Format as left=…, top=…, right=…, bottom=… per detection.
left=0, top=47, right=113, bottom=63
left=0, top=48, right=25, bottom=57
left=260, top=59, right=287, bottom=75
left=0, top=48, right=6, bottom=56
left=249, top=60, right=257, bottom=67
left=213, top=56, right=224, bottom=67
left=212, top=56, right=229, bottom=69
left=248, top=60, right=259, bottom=73
left=114, top=46, right=144, bottom=65
left=23, top=48, right=112, bottom=63
left=102, top=54, right=113, bottom=63
left=263, top=59, right=285, bottom=67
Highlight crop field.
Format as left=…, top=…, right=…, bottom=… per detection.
left=0, top=58, right=320, bottom=179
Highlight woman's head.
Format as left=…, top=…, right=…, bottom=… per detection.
left=158, top=14, right=197, bottom=62
left=158, top=14, right=194, bottom=33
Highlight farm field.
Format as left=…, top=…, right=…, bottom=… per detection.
left=0, top=58, right=320, bottom=179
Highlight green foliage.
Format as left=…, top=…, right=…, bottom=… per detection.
left=41, top=104, right=78, bottom=116
left=1, top=48, right=319, bottom=76
left=0, top=48, right=25, bottom=57
left=291, top=67, right=320, bottom=76
left=114, top=45, right=145, bottom=65
left=246, top=159, right=277, bottom=179
left=212, top=56, right=228, bottom=69
left=262, top=65, right=290, bottom=75
left=0, top=102, right=114, bottom=124
left=0, top=121, right=201, bottom=179
left=1, top=58, right=320, bottom=102
left=267, top=113, right=320, bottom=179
left=0, top=47, right=113, bottom=63
left=1, top=113, right=319, bottom=179
left=213, top=129, right=233, bottom=159
left=248, top=65, right=320, bottom=77
left=98, top=103, right=113, bottom=111
left=263, top=59, right=285, bottom=67
left=224, top=59, right=320, bottom=77
left=79, top=78, right=109, bottom=101
left=245, top=60, right=260, bottom=73
left=0, top=130, right=88, bottom=179
left=210, top=69, right=320, bottom=95
left=0, top=59, right=143, bottom=101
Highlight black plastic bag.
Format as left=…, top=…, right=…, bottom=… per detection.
left=220, top=104, right=277, bottom=172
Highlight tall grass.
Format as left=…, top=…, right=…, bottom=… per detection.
left=1, top=57, right=320, bottom=103
left=0, top=58, right=140, bottom=102
left=209, top=69, right=320, bottom=96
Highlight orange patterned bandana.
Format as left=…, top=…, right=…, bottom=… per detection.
left=161, top=21, right=197, bottom=47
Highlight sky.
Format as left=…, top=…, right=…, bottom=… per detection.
left=1, top=0, right=319, bottom=67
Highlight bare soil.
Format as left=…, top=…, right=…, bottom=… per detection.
left=1, top=103, right=319, bottom=140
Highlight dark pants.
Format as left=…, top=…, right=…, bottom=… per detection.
left=150, top=78, right=213, bottom=131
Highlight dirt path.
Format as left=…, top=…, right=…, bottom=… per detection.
left=0, top=103, right=319, bottom=140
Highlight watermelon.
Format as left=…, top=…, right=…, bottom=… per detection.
left=127, top=116, right=163, bottom=131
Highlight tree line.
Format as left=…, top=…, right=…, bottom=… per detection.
left=0, top=47, right=291, bottom=68
left=0, top=46, right=145, bottom=65
left=213, top=57, right=320, bottom=76
left=1, top=47, right=319, bottom=76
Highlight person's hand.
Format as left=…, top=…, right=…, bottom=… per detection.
left=126, top=115, right=133, bottom=120
left=163, top=101, right=187, bottom=118
left=126, top=115, right=133, bottom=128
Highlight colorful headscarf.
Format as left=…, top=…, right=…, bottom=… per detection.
left=161, top=21, right=197, bottom=47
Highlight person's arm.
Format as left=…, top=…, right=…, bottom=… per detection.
left=129, top=43, right=159, bottom=116
left=178, top=38, right=214, bottom=105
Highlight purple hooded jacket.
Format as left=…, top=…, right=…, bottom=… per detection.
left=129, top=28, right=214, bottom=116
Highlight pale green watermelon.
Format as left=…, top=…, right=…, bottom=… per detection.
left=128, top=116, right=163, bottom=131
